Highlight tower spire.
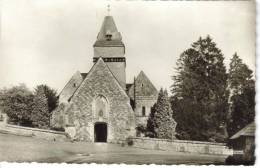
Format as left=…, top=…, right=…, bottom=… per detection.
left=93, top=13, right=126, bottom=89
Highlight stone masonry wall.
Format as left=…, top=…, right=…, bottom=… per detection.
left=135, top=96, right=157, bottom=126
left=94, top=47, right=125, bottom=58
left=130, top=137, right=233, bottom=155
left=94, top=46, right=126, bottom=89
left=61, top=59, right=135, bottom=143
left=1, top=124, right=68, bottom=142
left=127, top=71, right=158, bottom=126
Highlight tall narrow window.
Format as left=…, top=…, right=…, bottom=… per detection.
left=142, top=106, right=146, bottom=116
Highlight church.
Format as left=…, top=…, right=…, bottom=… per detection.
left=51, top=15, right=158, bottom=143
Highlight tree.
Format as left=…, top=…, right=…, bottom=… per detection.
left=228, top=53, right=253, bottom=93
left=34, top=84, right=59, bottom=127
left=171, top=36, right=229, bottom=142
left=227, top=53, right=255, bottom=136
left=35, top=84, right=59, bottom=113
left=147, top=88, right=177, bottom=139
left=0, top=84, right=34, bottom=126
left=31, top=86, right=49, bottom=129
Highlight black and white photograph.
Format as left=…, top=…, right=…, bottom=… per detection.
left=0, top=0, right=257, bottom=166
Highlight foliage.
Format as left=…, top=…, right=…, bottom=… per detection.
left=31, top=86, right=49, bottom=129
left=35, top=84, right=59, bottom=113
left=227, top=53, right=255, bottom=136
left=126, top=136, right=134, bottom=146
left=228, top=53, right=253, bottom=93
left=147, top=88, right=177, bottom=139
left=225, top=147, right=255, bottom=166
left=171, top=36, right=229, bottom=142
left=0, top=83, right=58, bottom=129
left=0, top=84, right=34, bottom=126
left=135, top=124, right=146, bottom=137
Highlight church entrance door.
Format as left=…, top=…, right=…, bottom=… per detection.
left=94, top=122, right=107, bottom=142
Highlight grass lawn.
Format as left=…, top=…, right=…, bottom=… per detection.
left=0, top=133, right=229, bottom=164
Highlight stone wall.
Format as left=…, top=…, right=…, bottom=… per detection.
left=94, top=47, right=125, bottom=58
left=1, top=124, right=68, bottom=142
left=130, top=137, right=233, bottom=155
left=93, top=46, right=126, bottom=89
left=53, top=58, right=136, bottom=143
left=127, top=71, right=158, bottom=126
left=135, top=96, right=157, bottom=125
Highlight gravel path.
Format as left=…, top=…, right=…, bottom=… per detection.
left=0, top=133, right=228, bottom=164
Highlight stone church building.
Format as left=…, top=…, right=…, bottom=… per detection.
left=51, top=15, right=158, bottom=143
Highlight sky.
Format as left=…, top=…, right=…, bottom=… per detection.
left=0, top=0, right=256, bottom=93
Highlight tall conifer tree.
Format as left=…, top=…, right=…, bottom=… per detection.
left=147, top=88, right=177, bottom=139
left=31, top=86, right=49, bottom=129
left=171, top=36, right=229, bottom=142
left=227, top=53, right=255, bottom=136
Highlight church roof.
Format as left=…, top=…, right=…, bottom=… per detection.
left=126, top=83, right=133, bottom=91
left=69, top=57, right=129, bottom=102
left=230, top=121, right=255, bottom=139
left=59, top=71, right=83, bottom=96
left=94, top=16, right=124, bottom=47
left=80, top=73, right=88, bottom=79
left=94, top=40, right=124, bottom=47
left=128, top=71, right=158, bottom=98
left=58, top=71, right=86, bottom=103
left=65, top=57, right=130, bottom=102
left=126, top=83, right=133, bottom=95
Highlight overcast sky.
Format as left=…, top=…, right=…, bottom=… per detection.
left=0, top=0, right=255, bottom=93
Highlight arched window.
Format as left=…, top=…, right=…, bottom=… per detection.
left=142, top=106, right=146, bottom=116
left=94, top=95, right=108, bottom=118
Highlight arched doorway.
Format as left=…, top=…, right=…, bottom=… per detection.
left=94, top=122, right=107, bottom=142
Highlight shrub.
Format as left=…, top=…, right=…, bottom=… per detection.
left=126, top=136, right=134, bottom=146
left=225, top=155, right=255, bottom=165
left=136, top=124, right=146, bottom=137
left=0, top=84, right=34, bottom=126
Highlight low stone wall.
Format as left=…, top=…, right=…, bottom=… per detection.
left=130, top=137, right=233, bottom=155
left=1, top=124, right=68, bottom=142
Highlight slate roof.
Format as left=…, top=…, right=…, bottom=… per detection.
left=94, top=40, right=124, bottom=47
left=58, top=71, right=84, bottom=97
left=126, top=83, right=133, bottom=95
left=69, top=57, right=129, bottom=102
left=230, top=122, right=255, bottom=139
left=128, top=71, right=158, bottom=99
left=94, top=16, right=124, bottom=47
left=80, top=73, right=88, bottom=79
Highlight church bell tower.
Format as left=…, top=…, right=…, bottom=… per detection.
left=93, top=15, right=126, bottom=89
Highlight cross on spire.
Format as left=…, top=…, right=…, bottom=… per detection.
left=107, top=4, right=110, bottom=16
